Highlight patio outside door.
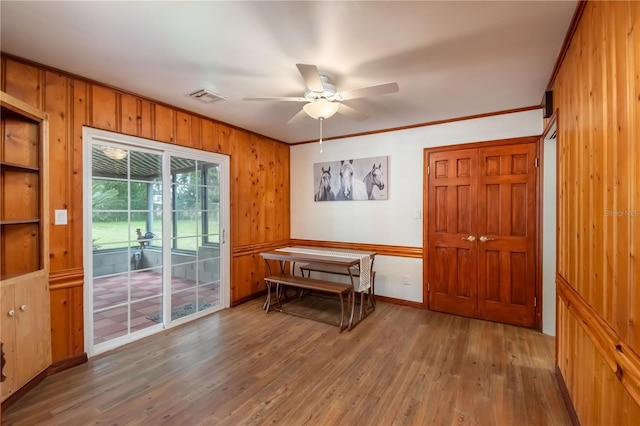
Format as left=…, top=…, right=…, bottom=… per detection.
left=168, top=156, right=223, bottom=324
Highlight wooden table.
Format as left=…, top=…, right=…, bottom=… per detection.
left=260, top=247, right=376, bottom=331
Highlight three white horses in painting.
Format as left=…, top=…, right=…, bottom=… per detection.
left=316, top=160, right=386, bottom=201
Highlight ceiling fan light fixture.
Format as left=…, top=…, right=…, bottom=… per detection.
left=303, top=99, right=339, bottom=120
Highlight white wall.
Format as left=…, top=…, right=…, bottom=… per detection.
left=290, top=109, right=554, bottom=332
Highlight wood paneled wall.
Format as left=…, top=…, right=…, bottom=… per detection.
left=0, top=55, right=290, bottom=363
left=557, top=293, right=640, bottom=424
left=552, top=1, right=640, bottom=423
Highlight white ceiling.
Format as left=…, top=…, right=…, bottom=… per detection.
left=0, top=1, right=576, bottom=144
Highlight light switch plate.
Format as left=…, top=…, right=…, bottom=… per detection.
left=54, top=209, right=68, bottom=225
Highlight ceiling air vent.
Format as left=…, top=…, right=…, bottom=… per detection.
left=188, top=89, right=227, bottom=104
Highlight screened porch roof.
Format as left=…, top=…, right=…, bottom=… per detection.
left=92, top=146, right=201, bottom=180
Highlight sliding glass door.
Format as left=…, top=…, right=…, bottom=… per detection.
left=84, top=128, right=229, bottom=356
left=90, top=145, right=165, bottom=347
left=168, top=157, right=223, bottom=322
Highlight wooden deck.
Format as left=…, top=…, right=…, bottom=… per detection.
left=2, top=298, right=570, bottom=425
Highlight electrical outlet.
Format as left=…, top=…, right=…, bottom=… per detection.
left=403, top=274, right=410, bottom=285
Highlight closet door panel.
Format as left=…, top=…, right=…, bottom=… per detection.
left=428, top=149, right=478, bottom=318
left=477, top=143, right=536, bottom=327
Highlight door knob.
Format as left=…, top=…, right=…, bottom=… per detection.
left=19, top=305, right=27, bottom=311
left=479, top=236, right=495, bottom=243
left=461, top=235, right=476, bottom=242
left=7, top=309, right=15, bottom=317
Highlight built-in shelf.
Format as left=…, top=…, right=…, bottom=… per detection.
left=0, top=92, right=46, bottom=122
left=0, top=161, right=40, bottom=172
left=1, top=90, right=52, bottom=404
left=1, top=91, right=46, bottom=279
left=0, top=219, right=41, bottom=225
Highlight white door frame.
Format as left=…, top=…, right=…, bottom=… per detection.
left=82, top=127, right=230, bottom=357
left=541, top=120, right=557, bottom=336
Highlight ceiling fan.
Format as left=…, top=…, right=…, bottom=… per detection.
left=243, top=64, right=399, bottom=124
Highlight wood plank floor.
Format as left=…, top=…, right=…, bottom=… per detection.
left=2, top=298, right=570, bottom=425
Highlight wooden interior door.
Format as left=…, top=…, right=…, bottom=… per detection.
left=428, top=149, right=478, bottom=318
left=426, top=141, right=537, bottom=328
left=477, top=143, right=537, bottom=327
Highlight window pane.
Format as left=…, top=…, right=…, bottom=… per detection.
left=130, top=212, right=161, bottom=247
left=173, top=211, right=199, bottom=239
left=130, top=268, right=163, bottom=301
left=131, top=151, right=162, bottom=180
left=170, top=288, right=197, bottom=317
left=152, top=183, right=163, bottom=211
left=198, top=283, right=220, bottom=309
left=131, top=296, right=162, bottom=331
left=130, top=181, right=162, bottom=211
left=173, top=236, right=197, bottom=251
left=92, top=145, right=128, bottom=179
left=205, top=164, right=219, bottom=186
left=206, top=207, right=219, bottom=234
left=93, top=307, right=127, bottom=344
left=148, top=210, right=163, bottom=240
left=169, top=270, right=213, bottom=320
left=173, top=183, right=199, bottom=211
left=202, top=161, right=220, bottom=247
left=93, top=212, right=129, bottom=247
left=130, top=182, right=148, bottom=210
left=206, top=186, right=220, bottom=204
left=141, top=241, right=163, bottom=269
left=92, top=180, right=127, bottom=210
left=93, top=244, right=131, bottom=276
left=197, top=259, right=220, bottom=284
left=93, top=272, right=128, bottom=306
left=171, top=157, right=198, bottom=184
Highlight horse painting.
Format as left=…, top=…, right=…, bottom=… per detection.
left=336, top=160, right=368, bottom=200
left=313, top=156, right=388, bottom=202
left=363, top=163, right=385, bottom=199
left=314, top=166, right=335, bottom=201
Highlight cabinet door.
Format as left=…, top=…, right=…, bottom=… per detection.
left=1, top=283, right=17, bottom=400
left=0, top=271, right=51, bottom=402
left=14, top=271, right=51, bottom=388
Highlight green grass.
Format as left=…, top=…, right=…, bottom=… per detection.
left=92, top=220, right=218, bottom=252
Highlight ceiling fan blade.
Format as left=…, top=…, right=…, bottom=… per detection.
left=287, top=108, right=308, bottom=124
left=336, top=82, right=399, bottom=101
left=296, top=63, right=325, bottom=92
left=243, top=96, right=306, bottom=102
left=337, top=103, right=369, bottom=121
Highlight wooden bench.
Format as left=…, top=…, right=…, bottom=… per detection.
left=264, top=274, right=352, bottom=332
left=298, top=262, right=376, bottom=320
